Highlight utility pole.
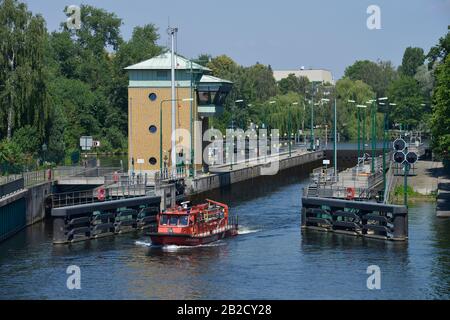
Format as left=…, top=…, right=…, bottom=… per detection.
left=168, top=26, right=178, bottom=172
left=404, top=162, right=410, bottom=208
left=333, top=97, right=337, bottom=177
left=302, top=102, right=305, bottom=143
left=310, top=83, right=315, bottom=151
left=362, top=106, right=366, bottom=157
left=289, top=102, right=298, bottom=157
left=371, top=99, right=376, bottom=174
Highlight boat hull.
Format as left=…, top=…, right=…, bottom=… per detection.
left=149, top=228, right=238, bottom=246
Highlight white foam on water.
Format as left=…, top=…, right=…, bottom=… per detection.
left=161, top=242, right=226, bottom=252
left=135, top=240, right=152, bottom=247
left=135, top=239, right=227, bottom=250
left=238, top=227, right=261, bottom=235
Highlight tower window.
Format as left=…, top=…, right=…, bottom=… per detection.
left=149, top=125, right=157, bottom=134
left=149, top=93, right=157, bottom=101
left=156, top=70, right=168, bottom=80
left=149, top=157, right=157, bottom=165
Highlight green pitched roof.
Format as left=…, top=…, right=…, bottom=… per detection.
left=125, top=52, right=211, bottom=71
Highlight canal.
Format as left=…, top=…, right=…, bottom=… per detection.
left=0, top=163, right=449, bottom=299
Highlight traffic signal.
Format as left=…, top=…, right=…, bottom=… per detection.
left=393, top=138, right=406, bottom=151
left=393, top=151, right=405, bottom=164
left=406, top=152, right=418, bottom=164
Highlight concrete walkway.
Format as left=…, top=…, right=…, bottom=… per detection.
left=409, top=160, right=442, bottom=195
left=405, top=160, right=450, bottom=217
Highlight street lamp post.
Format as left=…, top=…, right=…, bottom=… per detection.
left=333, top=97, right=337, bottom=176
left=302, top=100, right=306, bottom=143
left=310, top=96, right=315, bottom=151
left=371, top=99, right=378, bottom=174
left=356, top=105, right=367, bottom=168
left=159, top=98, right=193, bottom=173
left=348, top=100, right=357, bottom=157
left=378, top=98, right=396, bottom=193
left=378, top=97, right=389, bottom=191
left=289, top=102, right=299, bottom=157
left=229, top=99, right=244, bottom=171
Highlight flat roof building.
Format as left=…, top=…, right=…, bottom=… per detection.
left=273, top=69, right=334, bottom=84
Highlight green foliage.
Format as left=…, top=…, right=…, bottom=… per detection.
left=398, top=47, right=425, bottom=77
left=0, top=139, right=32, bottom=173
left=388, top=76, right=425, bottom=128
left=278, top=74, right=310, bottom=95
left=0, top=0, right=49, bottom=140
left=344, top=60, right=397, bottom=97
left=430, top=55, right=450, bottom=159
left=335, top=78, right=375, bottom=140
left=393, top=185, right=419, bottom=197
left=207, top=56, right=278, bottom=130
left=46, top=104, right=66, bottom=163
left=427, top=31, right=450, bottom=68
left=414, top=64, right=435, bottom=100
left=11, top=125, right=40, bottom=156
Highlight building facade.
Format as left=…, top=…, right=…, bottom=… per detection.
left=126, top=52, right=232, bottom=176
left=273, top=69, right=334, bottom=84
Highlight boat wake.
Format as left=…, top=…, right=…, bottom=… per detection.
left=135, top=240, right=152, bottom=247
left=134, top=240, right=226, bottom=251
left=238, top=227, right=261, bottom=235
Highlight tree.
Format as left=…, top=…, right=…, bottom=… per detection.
left=388, top=76, right=425, bottom=128
left=196, top=53, right=212, bottom=66
left=64, top=4, right=122, bottom=54
left=427, top=31, right=450, bottom=68
left=414, top=64, right=435, bottom=102
left=241, top=63, right=278, bottom=103
left=0, top=0, right=49, bottom=140
left=344, top=59, right=397, bottom=97
left=278, top=74, right=310, bottom=95
left=11, top=125, right=40, bottom=157
left=398, top=47, right=425, bottom=77
left=335, top=78, right=375, bottom=140
left=111, top=24, right=162, bottom=114
left=46, top=104, right=66, bottom=163
left=430, top=55, right=450, bottom=161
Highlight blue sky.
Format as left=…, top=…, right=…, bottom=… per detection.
left=24, top=0, right=450, bottom=79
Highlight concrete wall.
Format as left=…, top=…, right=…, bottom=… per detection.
left=0, top=182, right=51, bottom=242
left=188, top=151, right=324, bottom=195
left=25, top=182, right=52, bottom=226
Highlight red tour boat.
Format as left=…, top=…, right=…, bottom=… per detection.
left=149, top=199, right=238, bottom=246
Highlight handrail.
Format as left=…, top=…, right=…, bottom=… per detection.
left=51, top=183, right=149, bottom=208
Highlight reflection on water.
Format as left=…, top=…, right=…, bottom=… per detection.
left=0, top=164, right=449, bottom=299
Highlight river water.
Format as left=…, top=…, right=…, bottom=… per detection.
left=0, top=164, right=449, bottom=300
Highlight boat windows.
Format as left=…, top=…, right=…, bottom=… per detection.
left=169, top=216, right=179, bottom=226
left=161, top=215, right=169, bottom=225
left=179, top=215, right=189, bottom=226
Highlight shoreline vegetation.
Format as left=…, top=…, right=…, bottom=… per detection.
left=390, top=185, right=437, bottom=205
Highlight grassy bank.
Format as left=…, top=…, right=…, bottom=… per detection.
left=390, top=185, right=436, bottom=205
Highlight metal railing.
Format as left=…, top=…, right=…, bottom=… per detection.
left=155, top=166, right=188, bottom=185
left=304, top=184, right=372, bottom=200
left=0, top=178, right=24, bottom=199
left=51, top=184, right=149, bottom=208
left=1, top=166, right=123, bottom=189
